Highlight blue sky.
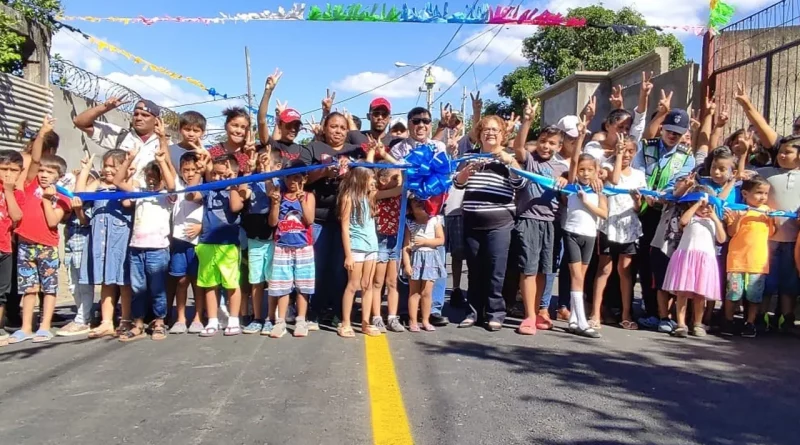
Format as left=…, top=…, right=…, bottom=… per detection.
left=52, top=0, right=775, bottom=138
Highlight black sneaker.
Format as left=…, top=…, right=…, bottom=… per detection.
left=429, top=314, right=449, bottom=327
left=720, top=320, right=735, bottom=337
left=742, top=322, right=757, bottom=338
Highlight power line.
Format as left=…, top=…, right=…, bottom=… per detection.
left=299, top=25, right=498, bottom=116
left=433, top=25, right=505, bottom=103
left=476, top=42, right=523, bottom=87
left=171, top=94, right=247, bottom=108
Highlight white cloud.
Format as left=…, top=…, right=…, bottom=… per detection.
left=455, top=25, right=533, bottom=66
left=102, top=72, right=208, bottom=108
left=51, top=29, right=109, bottom=72
left=331, top=65, right=458, bottom=99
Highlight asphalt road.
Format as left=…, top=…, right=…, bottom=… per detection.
left=3, top=277, right=800, bottom=444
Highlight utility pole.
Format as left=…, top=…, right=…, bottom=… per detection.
left=419, top=66, right=436, bottom=136
left=244, top=46, right=253, bottom=132
left=460, top=85, right=467, bottom=137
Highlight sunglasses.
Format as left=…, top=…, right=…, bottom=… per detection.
left=411, top=117, right=432, bottom=125
left=371, top=110, right=390, bottom=118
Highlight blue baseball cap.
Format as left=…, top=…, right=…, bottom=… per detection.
left=663, top=109, right=689, bottom=135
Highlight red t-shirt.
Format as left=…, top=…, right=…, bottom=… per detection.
left=0, top=188, right=25, bottom=253
left=376, top=196, right=401, bottom=236
left=208, top=144, right=250, bottom=176
left=15, top=178, right=71, bottom=247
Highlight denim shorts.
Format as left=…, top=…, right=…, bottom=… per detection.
left=765, top=241, right=800, bottom=297
left=169, top=239, right=198, bottom=278
left=377, top=234, right=398, bottom=263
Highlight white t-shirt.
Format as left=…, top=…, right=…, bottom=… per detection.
left=564, top=192, right=599, bottom=237
left=601, top=168, right=647, bottom=243
left=169, top=144, right=189, bottom=173
left=408, top=215, right=442, bottom=252
left=91, top=121, right=166, bottom=185
left=130, top=190, right=172, bottom=249
left=171, top=179, right=203, bottom=245
left=676, top=216, right=717, bottom=256
left=443, top=186, right=465, bottom=216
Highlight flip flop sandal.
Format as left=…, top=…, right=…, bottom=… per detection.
left=32, top=329, right=54, bottom=343
left=518, top=318, right=537, bottom=335
left=8, top=330, right=34, bottom=344
left=199, top=326, right=219, bottom=338
left=408, top=323, right=421, bottom=333
left=224, top=326, right=242, bottom=336
left=169, top=322, right=187, bottom=335
left=115, top=320, right=132, bottom=338
left=619, top=320, right=639, bottom=330
left=119, top=326, right=147, bottom=342
left=337, top=324, right=355, bottom=338
left=422, top=324, right=436, bottom=332
left=151, top=325, right=167, bottom=341
left=89, top=321, right=115, bottom=339
left=362, top=323, right=381, bottom=337
left=588, top=320, right=602, bottom=330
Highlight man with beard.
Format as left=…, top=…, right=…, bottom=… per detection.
left=346, top=97, right=398, bottom=148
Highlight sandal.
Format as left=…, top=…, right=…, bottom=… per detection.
left=199, top=326, right=219, bottom=338
left=518, top=317, right=537, bottom=336
left=337, top=324, right=355, bottom=338
left=361, top=322, right=381, bottom=337
left=89, top=321, right=115, bottom=339
left=32, top=329, right=54, bottom=343
left=588, top=319, right=602, bottom=330
left=8, top=330, right=34, bottom=344
left=422, top=323, right=436, bottom=332
left=115, top=319, right=132, bottom=338
left=119, top=326, right=146, bottom=342
left=619, top=320, right=639, bottom=330
left=224, top=326, right=242, bottom=336
left=458, top=318, right=476, bottom=328
left=408, top=323, right=421, bottom=333
left=151, top=324, right=167, bottom=341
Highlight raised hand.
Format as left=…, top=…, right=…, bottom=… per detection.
left=103, top=95, right=129, bottom=110
left=658, top=89, right=673, bottom=115
left=734, top=82, right=748, bottom=103
left=504, top=112, right=520, bottom=134
left=257, top=150, right=271, bottom=173
left=275, top=99, right=288, bottom=117
left=470, top=91, right=482, bottom=114
left=39, top=115, right=56, bottom=135
left=615, top=132, right=626, bottom=154
left=609, top=85, right=624, bottom=109
left=704, top=95, right=717, bottom=115
left=583, top=96, right=597, bottom=123
left=716, top=104, right=729, bottom=128
left=440, top=102, right=452, bottom=127
left=322, top=89, right=336, bottom=113
left=523, top=97, right=538, bottom=121
left=265, top=68, right=283, bottom=91
left=155, top=145, right=167, bottom=163
left=80, top=153, right=95, bottom=171
left=576, top=114, right=588, bottom=135
left=689, top=109, right=701, bottom=130
left=641, top=71, right=654, bottom=96
left=154, top=117, right=167, bottom=139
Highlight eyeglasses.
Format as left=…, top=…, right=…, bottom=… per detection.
left=481, top=128, right=501, bottom=134
left=371, top=110, right=389, bottom=119
left=411, top=118, right=432, bottom=125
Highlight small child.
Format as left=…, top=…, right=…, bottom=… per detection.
left=268, top=160, right=316, bottom=338
left=723, top=176, right=774, bottom=338
left=168, top=152, right=206, bottom=334
left=372, top=167, right=404, bottom=333
left=76, top=149, right=133, bottom=338
left=242, top=150, right=283, bottom=335
left=169, top=110, right=208, bottom=175
left=563, top=120, right=608, bottom=339
left=662, top=189, right=727, bottom=338
left=0, top=150, right=25, bottom=345
left=194, top=155, right=243, bottom=337
left=402, top=196, right=446, bottom=332
left=338, top=167, right=379, bottom=338
left=114, top=125, right=176, bottom=342
left=591, top=135, right=645, bottom=330
left=10, top=117, right=72, bottom=344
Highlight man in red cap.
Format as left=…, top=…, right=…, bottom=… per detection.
left=346, top=97, right=401, bottom=148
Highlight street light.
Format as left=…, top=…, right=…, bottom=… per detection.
left=394, top=61, right=437, bottom=113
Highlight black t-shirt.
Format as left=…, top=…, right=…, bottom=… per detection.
left=300, top=140, right=365, bottom=224
left=268, top=136, right=304, bottom=161
left=346, top=130, right=398, bottom=148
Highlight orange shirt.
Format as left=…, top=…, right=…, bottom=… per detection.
left=727, top=206, right=773, bottom=274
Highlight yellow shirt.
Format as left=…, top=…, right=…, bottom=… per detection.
left=727, top=206, right=773, bottom=274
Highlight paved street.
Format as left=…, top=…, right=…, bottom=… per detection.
left=3, top=266, right=800, bottom=444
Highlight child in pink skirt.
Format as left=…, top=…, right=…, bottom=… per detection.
left=663, top=189, right=727, bottom=338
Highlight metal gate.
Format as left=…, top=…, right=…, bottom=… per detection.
left=711, top=0, right=800, bottom=136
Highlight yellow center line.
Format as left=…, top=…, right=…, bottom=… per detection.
left=365, top=335, right=414, bottom=445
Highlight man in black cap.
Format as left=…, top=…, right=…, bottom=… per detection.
left=73, top=96, right=163, bottom=182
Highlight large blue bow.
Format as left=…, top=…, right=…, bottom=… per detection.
left=403, top=143, right=453, bottom=199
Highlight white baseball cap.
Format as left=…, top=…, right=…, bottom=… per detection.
left=389, top=117, right=407, bottom=130
left=556, top=115, right=584, bottom=138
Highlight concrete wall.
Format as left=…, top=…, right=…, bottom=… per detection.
left=620, top=63, right=700, bottom=121
left=50, top=85, right=133, bottom=171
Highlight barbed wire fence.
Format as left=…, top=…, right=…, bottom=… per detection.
left=49, top=55, right=180, bottom=128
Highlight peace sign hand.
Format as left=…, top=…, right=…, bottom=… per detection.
left=154, top=117, right=167, bottom=139
left=615, top=132, right=626, bottom=154
left=505, top=112, right=520, bottom=134
left=275, top=99, right=288, bottom=117
left=470, top=91, right=482, bottom=114
left=576, top=114, right=588, bottom=135
left=658, top=89, right=673, bottom=115
left=609, top=85, right=624, bottom=109
left=103, top=95, right=130, bottom=110
left=80, top=153, right=95, bottom=171
left=440, top=102, right=452, bottom=127
left=40, top=115, right=56, bottom=135
left=734, top=82, right=748, bottom=103
left=641, top=71, right=654, bottom=96
left=716, top=104, right=729, bottom=129
left=583, top=96, right=597, bottom=123
left=322, top=89, right=336, bottom=113
left=523, top=98, right=538, bottom=122
left=265, top=68, right=283, bottom=91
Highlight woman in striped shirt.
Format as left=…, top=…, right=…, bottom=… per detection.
left=454, top=115, right=526, bottom=330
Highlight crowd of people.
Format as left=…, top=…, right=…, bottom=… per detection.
left=0, top=69, right=798, bottom=345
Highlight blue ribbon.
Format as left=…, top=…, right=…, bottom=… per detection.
left=510, top=168, right=799, bottom=220
left=62, top=164, right=329, bottom=202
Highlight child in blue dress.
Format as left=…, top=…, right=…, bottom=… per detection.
left=75, top=149, right=133, bottom=339
left=402, top=196, right=446, bottom=332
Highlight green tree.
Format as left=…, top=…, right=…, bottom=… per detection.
left=0, top=0, right=63, bottom=74
left=490, top=6, right=686, bottom=119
